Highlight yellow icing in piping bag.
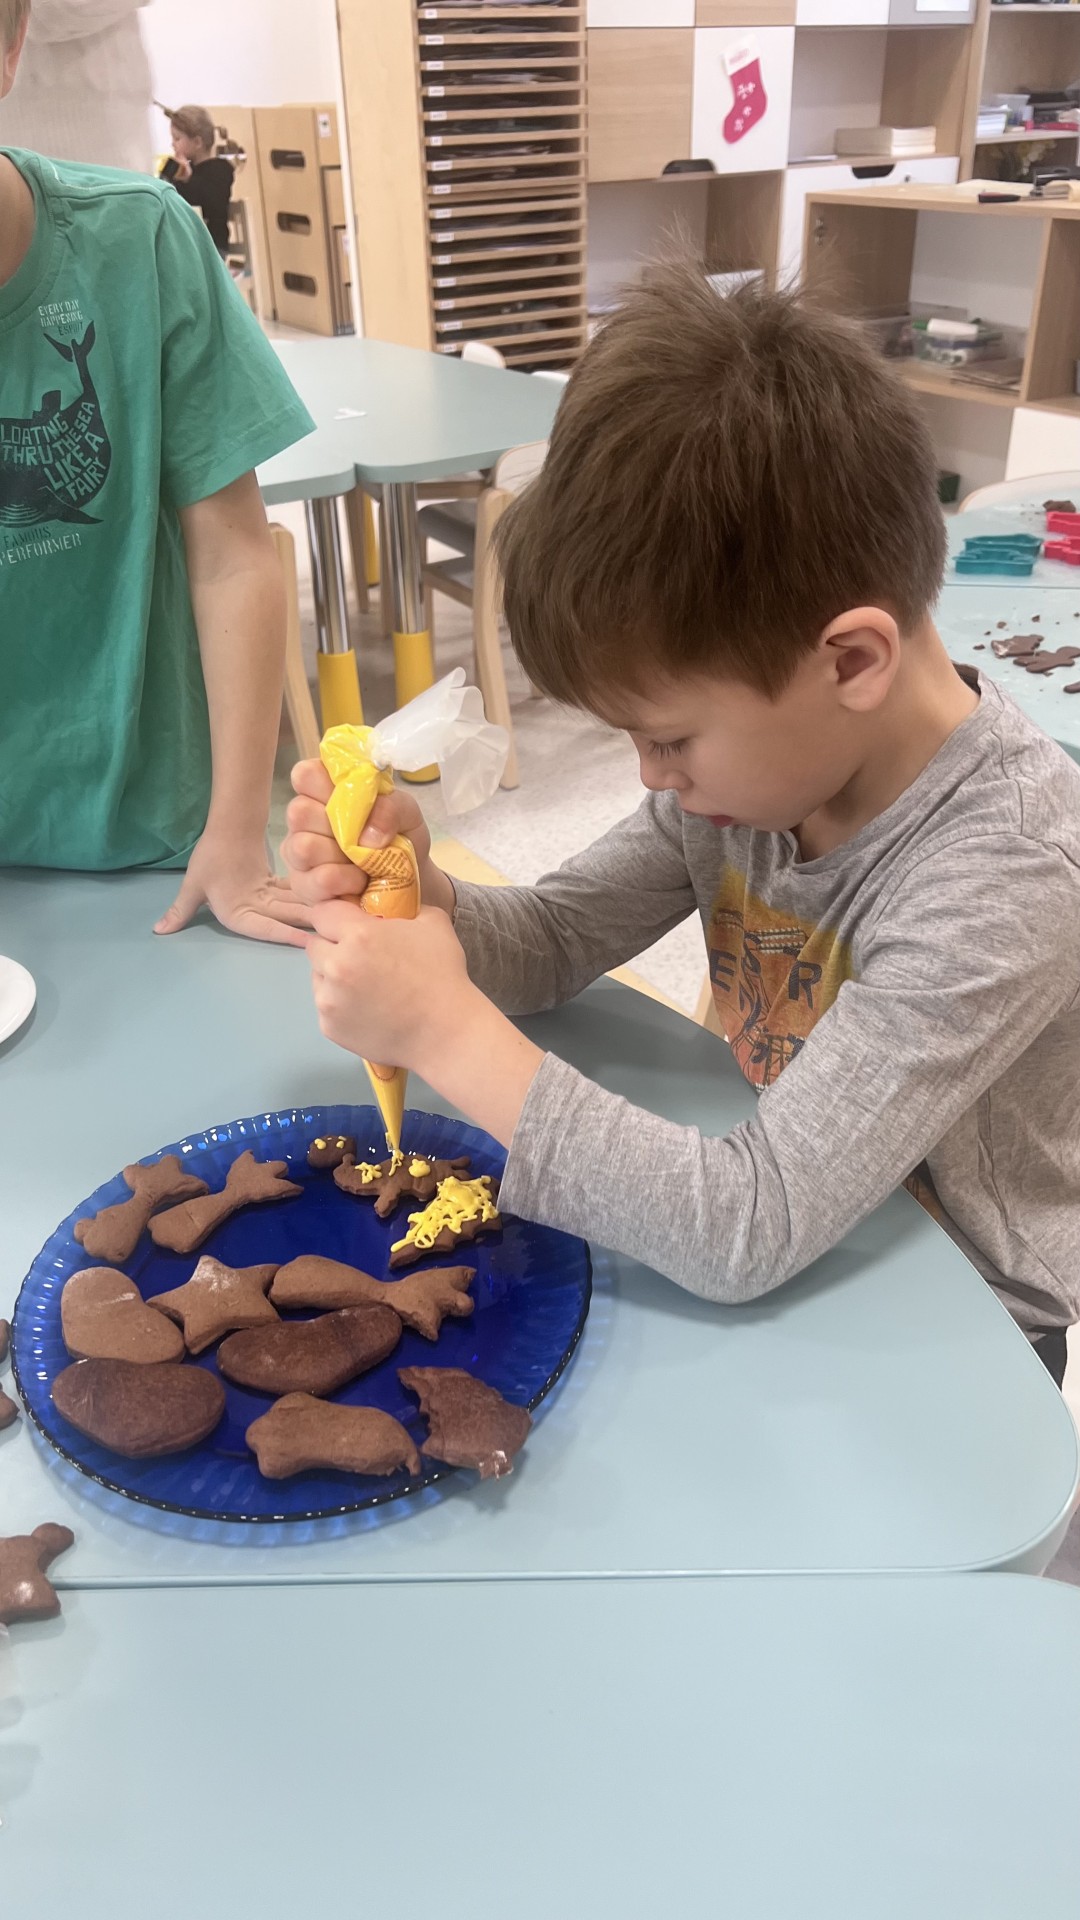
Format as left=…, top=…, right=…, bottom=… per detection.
left=321, top=726, right=419, bottom=1154
left=317, top=671, right=510, bottom=1153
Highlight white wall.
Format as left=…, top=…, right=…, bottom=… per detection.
left=142, top=0, right=341, bottom=151
left=787, top=29, right=887, bottom=162
left=587, top=180, right=710, bottom=307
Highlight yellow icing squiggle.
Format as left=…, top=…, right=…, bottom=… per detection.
left=391, top=1175, right=498, bottom=1254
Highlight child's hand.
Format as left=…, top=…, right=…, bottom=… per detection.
left=155, top=829, right=312, bottom=946
left=283, top=758, right=455, bottom=916
left=307, top=900, right=473, bottom=1070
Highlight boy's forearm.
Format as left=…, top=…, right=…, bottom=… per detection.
left=449, top=793, right=698, bottom=1015
left=420, top=989, right=544, bottom=1150
left=180, top=477, right=285, bottom=841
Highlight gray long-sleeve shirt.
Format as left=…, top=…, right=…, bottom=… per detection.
left=452, top=676, right=1080, bottom=1335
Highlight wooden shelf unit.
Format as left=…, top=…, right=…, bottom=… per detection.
left=338, top=0, right=587, bottom=366
left=803, top=188, right=1080, bottom=419
left=961, top=0, right=1080, bottom=176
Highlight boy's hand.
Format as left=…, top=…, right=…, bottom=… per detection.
left=155, top=828, right=312, bottom=947
left=307, top=901, right=472, bottom=1070
left=306, top=897, right=544, bottom=1152
left=283, top=758, right=456, bottom=917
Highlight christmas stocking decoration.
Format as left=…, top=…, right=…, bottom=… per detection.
left=723, top=40, right=768, bottom=144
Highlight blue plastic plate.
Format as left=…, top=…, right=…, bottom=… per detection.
left=10, top=1106, right=591, bottom=1524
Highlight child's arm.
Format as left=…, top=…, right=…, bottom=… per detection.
left=286, top=761, right=698, bottom=1008
left=301, top=833, right=1080, bottom=1306
left=154, top=473, right=310, bottom=947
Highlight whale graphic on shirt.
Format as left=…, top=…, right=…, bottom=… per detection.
left=0, top=325, right=111, bottom=528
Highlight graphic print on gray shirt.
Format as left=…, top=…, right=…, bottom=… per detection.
left=452, top=677, right=1080, bottom=1335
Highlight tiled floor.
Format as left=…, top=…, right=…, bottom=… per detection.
left=270, top=500, right=1080, bottom=1576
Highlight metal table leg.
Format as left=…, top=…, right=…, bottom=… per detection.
left=304, top=494, right=364, bottom=730
left=382, top=480, right=437, bottom=780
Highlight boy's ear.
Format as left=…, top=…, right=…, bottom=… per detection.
left=1, top=11, right=30, bottom=99
left=819, top=607, right=901, bottom=713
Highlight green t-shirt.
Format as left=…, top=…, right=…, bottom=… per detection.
left=0, top=148, right=314, bottom=870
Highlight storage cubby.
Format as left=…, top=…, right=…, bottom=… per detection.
left=340, top=0, right=587, bottom=366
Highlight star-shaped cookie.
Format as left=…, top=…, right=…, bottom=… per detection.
left=147, top=1256, right=280, bottom=1354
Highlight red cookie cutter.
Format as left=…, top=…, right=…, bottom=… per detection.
left=1045, top=512, right=1080, bottom=535
left=1043, top=540, right=1080, bottom=565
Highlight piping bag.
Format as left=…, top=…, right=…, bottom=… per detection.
left=320, top=669, right=509, bottom=1154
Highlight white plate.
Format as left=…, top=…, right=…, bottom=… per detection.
left=0, top=955, right=36, bottom=1046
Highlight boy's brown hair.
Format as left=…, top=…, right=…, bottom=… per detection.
left=0, top=0, right=29, bottom=45
left=496, top=261, right=946, bottom=704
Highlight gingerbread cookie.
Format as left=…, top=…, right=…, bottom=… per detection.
left=217, top=1305, right=402, bottom=1397
left=1044, top=499, right=1075, bottom=513
left=0, top=1524, right=75, bottom=1626
left=1022, top=647, right=1080, bottom=675
left=147, top=1257, right=279, bottom=1355
left=307, top=1133, right=357, bottom=1171
left=148, top=1151, right=302, bottom=1253
left=389, top=1174, right=501, bottom=1269
left=74, top=1155, right=209, bottom=1263
left=52, top=1358, right=225, bottom=1457
left=0, top=1316, right=16, bottom=1430
left=991, top=634, right=1042, bottom=661
left=335, top=1150, right=471, bottom=1219
left=61, top=1268, right=185, bottom=1365
left=399, top=1367, right=530, bottom=1479
left=271, top=1255, right=475, bottom=1341
left=246, top=1393, right=422, bottom=1480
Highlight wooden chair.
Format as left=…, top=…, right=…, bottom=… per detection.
left=345, top=342, right=509, bottom=634
left=270, top=523, right=321, bottom=761
left=418, top=440, right=550, bottom=791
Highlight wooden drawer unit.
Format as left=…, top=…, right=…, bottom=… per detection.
left=587, top=28, right=694, bottom=179
left=255, top=103, right=352, bottom=334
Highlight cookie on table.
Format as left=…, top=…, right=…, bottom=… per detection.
left=335, top=1150, right=471, bottom=1219
left=307, top=1133, right=356, bottom=1171
left=217, top=1304, right=402, bottom=1397
left=0, top=1524, right=75, bottom=1626
left=51, top=1358, right=226, bottom=1457
left=147, top=1151, right=302, bottom=1254
left=246, top=1393, right=422, bottom=1480
left=0, top=1316, right=16, bottom=1429
left=73, top=1155, right=209, bottom=1263
left=147, top=1257, right=279, bottom=1355
left=389, top=1174, right=501, bottom=1270
left=399, top=1367, right=530, bottom=1480
left=61, top=1268, right=185, bottom=1364
left=271, top=1255, right=475, bottom=1341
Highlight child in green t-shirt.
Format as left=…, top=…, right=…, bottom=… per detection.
left=0, top=1, right=315, bottom=945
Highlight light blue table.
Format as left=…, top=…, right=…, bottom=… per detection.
left=4, top=1573, right=1079, bottom=1917
left=258, top=337, right=561, bottom=717
left=941, top=499, right=1080, bottom=764
left=1, top=870, right=1075, bottom=1583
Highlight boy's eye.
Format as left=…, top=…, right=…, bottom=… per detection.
left=647, top=738, right=687, bottom=760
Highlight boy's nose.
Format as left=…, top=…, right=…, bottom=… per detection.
left=637, top=757, right=689, bottom=795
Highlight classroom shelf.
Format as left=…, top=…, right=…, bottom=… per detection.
left=988, top=5, right=1080, bottom=12
left=340, top=0, right=587, bottom=360
left=1027, top=392, right=1080, bottom=413
left=896, top=360, right=1021, bottom=404
left=975, top=126, right=1080, bottom=141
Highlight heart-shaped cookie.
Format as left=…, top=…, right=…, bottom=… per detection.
left=61, top=1267, right=185, bottom=1364
left=52, top=1358, right=226, bottom=1458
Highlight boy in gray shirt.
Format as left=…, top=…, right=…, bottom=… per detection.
left=285, top=264, right=1080, bottom=1387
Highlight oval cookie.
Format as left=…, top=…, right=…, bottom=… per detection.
left=217, top=1305, right=401, bottom=1398
left=51, top=1358, right=226, bottom=1458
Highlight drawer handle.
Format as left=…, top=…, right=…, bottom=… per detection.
left=852, top=164, right=896, bottom=181
left=277, top=212, right=312, bottom=234
left=283, top=272, right=318, bottom=296
left=270, top=148, right=306, bottom=170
